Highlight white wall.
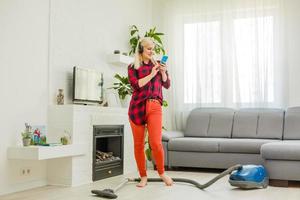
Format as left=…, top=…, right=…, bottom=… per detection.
left=0, top=0, right=152, bottom=196
left=49, top=0, right=152, bottom=104
left=0, top=0, right=49, bottom=195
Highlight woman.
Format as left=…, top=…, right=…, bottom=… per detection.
left=128, top=37, right=173, bottom=187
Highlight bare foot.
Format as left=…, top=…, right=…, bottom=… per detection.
left=136, top=176, right=147, bottom=187
left=159, top=174, right=173, bottom=186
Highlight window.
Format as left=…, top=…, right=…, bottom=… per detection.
left=184, top=21, right=221, bottom=104
left=233, top=16, right=274, bottom=103
left=183, top=16, right=274, bottom=105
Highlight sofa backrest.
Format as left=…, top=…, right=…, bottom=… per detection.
left=185, top=108, right=235, bottom=138
left=284, top=107, right=300, bottom=140
left=232, top=108, right=284, bottom=139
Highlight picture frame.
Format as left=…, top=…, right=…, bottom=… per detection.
left=31, top=125, right=47, bottom=145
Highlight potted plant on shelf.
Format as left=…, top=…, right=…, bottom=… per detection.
left=108, top=73, right=133, bottom=107
left=129, top=25, right=165, bottom=56
left=21, top=123, right=33, bottom=147
left=60, top=130, right=71, bottom=145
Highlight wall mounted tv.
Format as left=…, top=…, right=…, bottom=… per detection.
left=73, top=66, right=103, bottom=104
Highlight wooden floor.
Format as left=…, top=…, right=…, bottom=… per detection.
left=1, top=169, right=300, bottom=200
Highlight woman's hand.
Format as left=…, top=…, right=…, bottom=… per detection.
left=138, top=65, right=159, bottom=88
left=150, top=65, right=160, bottom=78
left=159, top=64, right=168, bottom=82
left=159, top=64, right=167, bottom=73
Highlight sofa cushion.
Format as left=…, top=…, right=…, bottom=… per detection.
left=232, top=110, right=258, bottom=138
left=218, top=138, right=278, bottom=154
left=185, top=110, right=209, bottom=137
left=232, top=108, right=284, bottom=139
left=168, top=137, right=222, bottom=152
left=261, top=141, right=300, bottom=160
left=208, top=112, right=234, bottom=138
left=185, top=108, right=235, bottom=138
left=162, top=131, right=184, bottom=142
left=257, top=110, right=284, bottom=139
left=284, top=107, right=300, bottom=140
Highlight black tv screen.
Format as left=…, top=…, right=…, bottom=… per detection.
left=73, top=66, right=103, bottom=103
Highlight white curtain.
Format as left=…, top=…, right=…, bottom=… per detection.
left=158, top=0, right=288, bottom=130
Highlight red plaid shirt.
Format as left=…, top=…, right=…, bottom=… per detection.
left=128, top=61, right=170, bottom=125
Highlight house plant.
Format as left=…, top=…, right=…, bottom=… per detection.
left=129, top=25, right=165, bottom=56
left=108, top=73, right=133, bottom=107
left=60, top=130, right=71, bottom=145
left=21, top=123, right=33, bottom=146
left=22, top=132, right=32, bottom=146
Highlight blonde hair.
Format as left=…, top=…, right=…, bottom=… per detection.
left=133, top=37, right=155, bottom=69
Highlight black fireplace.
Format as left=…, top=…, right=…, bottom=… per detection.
left=93, top=125, right=124, bottom=181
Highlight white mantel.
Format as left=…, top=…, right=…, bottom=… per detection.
left=47, top=105, right=135, bottom=186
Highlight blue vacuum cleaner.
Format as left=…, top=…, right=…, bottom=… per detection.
left=91, top=164, right=268, bottom=199
left=229, top=165, right=268, bottom=189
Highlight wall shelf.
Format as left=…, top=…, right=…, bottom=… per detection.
left=7, top=144, right=85, bottom=160
left=107, top=54, right=133, bottom=66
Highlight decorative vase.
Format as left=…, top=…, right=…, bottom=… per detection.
left=22, top=138, right=31, bottom=146
left=57, top=89, right=64, bottom=105
left=106, top=91, right=119, bottom=107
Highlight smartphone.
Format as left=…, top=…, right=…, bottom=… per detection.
left=160, top=55, right=168, bottom=65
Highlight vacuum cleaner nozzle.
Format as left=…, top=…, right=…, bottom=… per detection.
left=91, top=189, right=118, bottom=199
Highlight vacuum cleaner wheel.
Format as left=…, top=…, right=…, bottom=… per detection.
left=229, top=178, right=269, bottom=189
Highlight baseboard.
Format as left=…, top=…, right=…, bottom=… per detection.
left=269, top=179, right=300, bottom=188
left=0, top=179, right=47, bottom=196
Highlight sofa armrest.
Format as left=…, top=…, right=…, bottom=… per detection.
left=162, top=131, right=184, bottom=142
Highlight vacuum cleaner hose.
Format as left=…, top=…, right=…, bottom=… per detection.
left=91, top=164, right=242, bottom=199
left=130, top=164, right=242, bottom=189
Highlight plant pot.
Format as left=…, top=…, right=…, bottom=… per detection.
left=22, top=138, right=31, bottom=146
left=120, top=96, right=130, bottom=108
left=146, top=160, right=155, bottom=170
left=60, top=136, right=70, bottom=145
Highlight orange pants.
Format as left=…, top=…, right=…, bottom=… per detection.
left=129, top=99, right=165, bottom=177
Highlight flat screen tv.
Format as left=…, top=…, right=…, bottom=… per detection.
left=73, top=66, right=103, bottom=104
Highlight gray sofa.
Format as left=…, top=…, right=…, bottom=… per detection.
left=162, top=107, right=300, bottom=181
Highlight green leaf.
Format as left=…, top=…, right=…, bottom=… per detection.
left=145, top=148, right=152, bottom=161
left=130, top=29, right=138, bottom=36
left=131, top=25, right=138, bottom=30
left=114, top=74, right=123, bottom=80
left=153, top=35, right=162, bottom=45
left=152, top=27, right=156, bottom=33
left=109, top=73, right=133, bottom=98
left=162, top=100, right=168, bottom=107
left=130, top=37, right=138, bottom=45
